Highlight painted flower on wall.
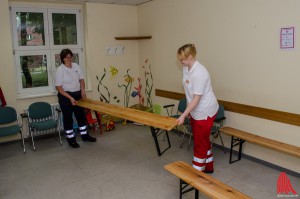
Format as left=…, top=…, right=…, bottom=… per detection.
left=118, top=69, right=134, bottom=108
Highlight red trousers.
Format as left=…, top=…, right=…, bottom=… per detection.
left=190, top=113, right=216, bottom=171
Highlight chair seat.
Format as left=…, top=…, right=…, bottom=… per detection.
left=0, top=125, right=20, bottom=137
left=31, top=119, right=57, bottom=130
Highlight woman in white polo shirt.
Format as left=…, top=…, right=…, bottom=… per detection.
left=55, top=49, right=96, bottom=148
left=176, top=44, right=219, bottom=173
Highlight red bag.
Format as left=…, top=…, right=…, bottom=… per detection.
left=0, top=87, right=7, bottom=107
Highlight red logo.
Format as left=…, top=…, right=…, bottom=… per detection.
left=277, top=172, right=298, bottom=197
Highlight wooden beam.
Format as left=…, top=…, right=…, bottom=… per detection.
left=155, top=89, right=300, bottom=127
left=155, top=89, right=185, bottom=100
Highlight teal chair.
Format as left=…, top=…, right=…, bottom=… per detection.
left=0, top=106, right=25, bottom=153
left=211, top=104, right=226, bottom=153
left=27, top=102, right=62, bottom=151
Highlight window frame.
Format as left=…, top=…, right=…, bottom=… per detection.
left=11, top=7, right=49, bottom=51
left=10, top=4, right=85, bottom=98
left=15, top=50, right=54, bottom=95
left=48, top=8, right=82, bottom=49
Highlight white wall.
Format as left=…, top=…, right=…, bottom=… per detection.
left=85, top=3, right=139, bottom=106
left=137, top=0, right=300, bottom=173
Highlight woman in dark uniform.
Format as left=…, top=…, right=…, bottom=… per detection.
left=55, top=49, right=96, bottom=148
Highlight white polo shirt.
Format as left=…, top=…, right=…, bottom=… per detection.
left=182, top=60, right=219, bottom=120
left=55, top=63, right=84, bottom=92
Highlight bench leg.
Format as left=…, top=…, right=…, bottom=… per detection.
left=180, top=179, right=196, bottom=199
left=150, top=127, right=171, bottom=156
left=229, top=136, right=245, bottom=164
left=195, top=189, right=199, bottom=199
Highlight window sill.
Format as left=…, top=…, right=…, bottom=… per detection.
left=17, top=92, right=57, bottom=100
left=17, top=88, right=93, bottom=100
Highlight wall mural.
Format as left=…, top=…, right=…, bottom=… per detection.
left=96, top=66, right=120, bottom=104
left=96, top=59, right=154, bottom=122
left=131, top=77, right=144, bottom=107
left=118, top=69, right=134, bottom=108
left=142, top=59, right=153, bottom=108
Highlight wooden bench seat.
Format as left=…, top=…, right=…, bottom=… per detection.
left=76, top=98, right=178, bottom=156
left=165, top=161, right=251, bottom=199
left=220, top=126, right=300, bottom=163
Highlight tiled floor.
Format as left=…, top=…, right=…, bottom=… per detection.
left=0, top=124, right=299, bottom=199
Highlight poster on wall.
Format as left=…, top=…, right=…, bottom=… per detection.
left=280, top=27, right=294, bottom=49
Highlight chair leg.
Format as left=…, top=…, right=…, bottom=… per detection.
left=188, top=133, right=192, bottom=145
left=20, top=131, right=26, bottom=153
left=58, top=129, right=63, bottom=145
left=180, top=130, right=186, bottom=148
left=218, top=131, right=226, bottom=154
left=211, top=132, right=215, bottom=148
left=31, top=129, right=36, bottom=151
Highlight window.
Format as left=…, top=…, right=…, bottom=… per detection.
left=10, top=6, right=84, bottom=97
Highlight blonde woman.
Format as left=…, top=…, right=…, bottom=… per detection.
left=176, top=44, right=219, bottom=173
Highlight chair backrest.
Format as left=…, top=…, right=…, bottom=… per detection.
left=178, top=98, right=187, bottom=113
left=0, top=106, right=17, bottom=124
left=28, top=102, right=53, bottom=119
left=216, top=104, right=225, bottom=120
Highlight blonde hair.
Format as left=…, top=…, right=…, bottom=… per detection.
left=177, top=43, right=197, bottom=60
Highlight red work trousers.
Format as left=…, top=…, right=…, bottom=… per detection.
left=190, top=113, right=216, bottom=171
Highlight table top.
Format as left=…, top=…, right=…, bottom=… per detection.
left=76, top=98, right=178, bottom=131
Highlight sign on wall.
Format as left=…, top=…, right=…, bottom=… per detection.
left=280, top=27, right=294, bottom=49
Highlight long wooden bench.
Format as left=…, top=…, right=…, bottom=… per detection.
left=220, top=126, right=300, bottom=163
left=165, top=161, right=252, bottom=199
left=76, top=98, right=178, bottom=156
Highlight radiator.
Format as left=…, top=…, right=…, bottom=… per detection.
left=52, top=103, right=65, bottom=131
left=51, top=103, right=63, bottom=128
left=51, top=103, right=78, bottom=131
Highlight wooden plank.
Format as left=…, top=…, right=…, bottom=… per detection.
left=165, top=161, right=252, bottom=199
left=76, top=98, right=178, bottom=131
left=155, top=89, right=300, bottom=127
left=218, top=100, right=300, bottom=127
left=155, top=89, right=185, bottom=100
left=220, top=127, right=300, bottom=158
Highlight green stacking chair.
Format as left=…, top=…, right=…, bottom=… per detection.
left=163, top=98, right=192, bottom=148
left=27, top=102, right=62, bottom=151
left=0, top=106, right=25, bottom=153
left=211, top=104, right=226, bottom=153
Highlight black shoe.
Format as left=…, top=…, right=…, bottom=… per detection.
left=203, top=170, right=214, bottom=174
left=82, top=135, right=97, bottom=142
left=69, top=142, right=80, bottom=148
